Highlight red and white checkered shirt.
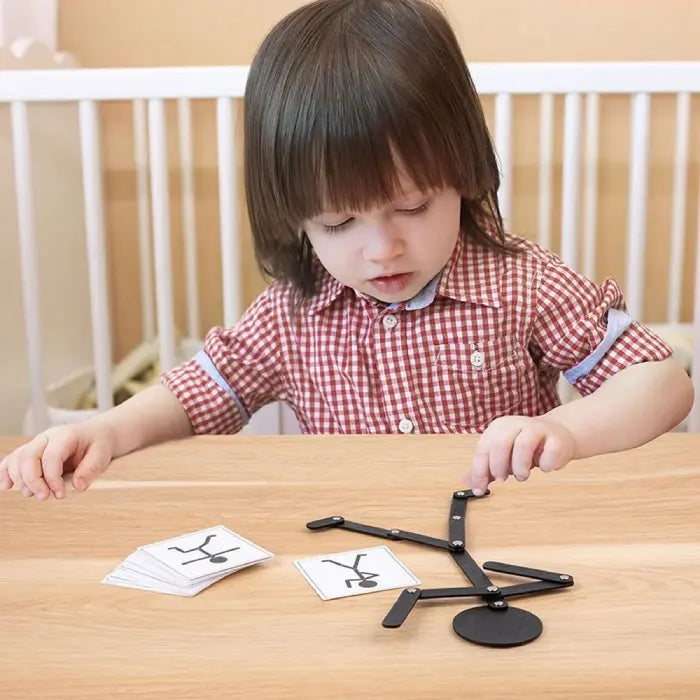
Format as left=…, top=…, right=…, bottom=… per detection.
left=161, top=231, right=672, bottom=435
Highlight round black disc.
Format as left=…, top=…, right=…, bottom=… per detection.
left=452, top=606, right=543, bottom=647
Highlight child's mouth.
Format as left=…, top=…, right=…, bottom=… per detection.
left=370, top=272, right=413, bottom=294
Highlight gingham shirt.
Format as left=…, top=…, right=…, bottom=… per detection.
left=161, top=232, right=672, bottom=435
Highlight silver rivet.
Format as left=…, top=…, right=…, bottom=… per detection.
left=452, top=540, right=463, bottom=547
left=559, top=574, right=570, bottom=581
left=451, top=515, right=461, bottom=520
left=332, top=516, right=342, bottom=521
left=493, top=601, right=505, bottom=607
left=455, top=491, right=465, bottom=496
left=390, top=529, right=400, bottom=535
left=406, top=588, right=417, bottom=594
left=487, top=586, right=499, bottom=592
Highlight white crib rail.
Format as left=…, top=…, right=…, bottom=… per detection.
left=78, top=99, right=113, bottom=412
left=9, top=101, right=47, bottom=430
left=1, top=62, right=700, bottom=432
left=132, top=99, right=155, bottom=342
left=177, top=97, right=199, bottom=340
left=216, top=96, right=242, bottom=329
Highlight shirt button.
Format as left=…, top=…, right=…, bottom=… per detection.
left=470, top=350, right=485, bottom=369
left=398, top=418, right=414, bottom=434
left=382, top=314, right=398, bottom=330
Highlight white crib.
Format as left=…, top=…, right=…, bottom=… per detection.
left=2, top=56, right=700, bottom=434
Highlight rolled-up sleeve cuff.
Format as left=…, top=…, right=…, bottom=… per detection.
left=567, top=315, right=674, bottom=395
left=160, top=353, right=248, bottom=435
left=564, top=308, right=633, bottom=383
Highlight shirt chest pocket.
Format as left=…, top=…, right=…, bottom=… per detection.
left=430, top=335, right=525, bottom=431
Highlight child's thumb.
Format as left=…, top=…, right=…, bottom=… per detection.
left=71, top=443, right=111, bottom=491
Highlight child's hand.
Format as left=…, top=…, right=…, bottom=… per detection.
left=0, top=424, right=115, bottom=500
left=465, top=416, right=576, bottom=495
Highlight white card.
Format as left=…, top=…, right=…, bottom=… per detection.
left=116, top=555, right=231, bottom=589
left=120, top=550, right=188, bottom=584
left=139, top=526, right=273, bottom=583
left=102, top=570, right=219, bottom=597
left=294, top=545, right=420, bottom=600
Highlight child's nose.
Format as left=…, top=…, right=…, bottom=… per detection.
left=362, top=225, right=404, bottom=263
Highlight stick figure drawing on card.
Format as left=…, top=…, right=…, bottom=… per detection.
left=168, top=533, right=240, bottom=565
left=322, top=553, right=380, bottom=588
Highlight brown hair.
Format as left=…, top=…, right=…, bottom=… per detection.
left=244, top=0, right=518, bottom=302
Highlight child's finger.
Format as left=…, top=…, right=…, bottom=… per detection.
left=483, top=420, right=525, bottom=484
left=14, top=436, right=52, bottom=500
left=468, top=451, right=492, bottom=496
left=3, top=460, right=26, bottom=492
left=0, top=457, right=11, bottom=490
left=20, top=455, right=51, bottom=500
left=40, top=434, right=79, bottom=500
left=537, top=434, right=568, bottom=472
left=40, top=460, right=66, bottom=499
left=488, top=433, right=518, bottom=483
left=511, top=427, right=544, bottom=482
left=71, top=442, right=111, bottom=491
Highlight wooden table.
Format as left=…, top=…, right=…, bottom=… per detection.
left=1, top=433, right=699, bottom=699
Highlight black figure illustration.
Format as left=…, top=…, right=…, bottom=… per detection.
left=307, top=490, right=574, bottom=648
left=321, top=553, right=380, bottom=588
left=168, top=533, right=240, bottom=565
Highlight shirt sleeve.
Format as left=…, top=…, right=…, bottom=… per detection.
left=160, top=286, right=285, bottom=434
left=530, top=254, right=673, bottom=396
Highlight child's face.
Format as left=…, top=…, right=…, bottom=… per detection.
left=303, top=178, right=461, bottom=303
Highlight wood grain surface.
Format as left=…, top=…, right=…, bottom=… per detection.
left=1, top=433, right=699, bottom=699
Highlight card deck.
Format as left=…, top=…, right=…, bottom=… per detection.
left=102, top=526, right=273, bottom=596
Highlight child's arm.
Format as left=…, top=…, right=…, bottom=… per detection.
left=466, top=357, right=693, bottom=495
left=92, top=383, right=194, bottom=456
left=0, top=384, right=193, bottom=501
left=544, top=356, right=692, bottom=458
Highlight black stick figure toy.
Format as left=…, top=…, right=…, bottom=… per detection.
left=306, top=489, right=574, bottom=647
left=322, top=553, right=380, bottom=589
left=168, top=533, right=240, bottom=565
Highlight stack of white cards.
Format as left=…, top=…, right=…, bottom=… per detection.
left=102, top=525, right=274, bottom=596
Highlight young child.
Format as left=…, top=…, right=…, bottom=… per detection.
left=0, top=0, right=693, bottom=502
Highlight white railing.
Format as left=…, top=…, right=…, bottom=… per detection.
left=2, top=62, right=700, bottom=432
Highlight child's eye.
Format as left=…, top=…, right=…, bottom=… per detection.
left=323, top=218, right=354, bottom=233
left=398, top=202, right=429, bottom=215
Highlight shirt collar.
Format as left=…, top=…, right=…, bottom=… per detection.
left=436, top=233, right=502, bottom=308
left=304, top=232, right=502, bottom=315
left=304, top=270, right=346, bottom=315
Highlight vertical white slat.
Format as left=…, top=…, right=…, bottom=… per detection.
left=216, top=97, right=241, bottom=327
left=78, top=100, right=113, bottom=412
left=132, top=99, right=155, bottom=341
left=177, top=97, right=200, bottom=339
left=690, top=177, right=700, bottom=432
left=582, top=93, right=600, bottom=280
left=626, top=93, right=651, bottom=321
left=10, top=101, right=48, bottom=432
left=558, top=95, right=584, bottom=404
left=561, top=93, right=582, bottom=269
left=494, top=93, right=513, bottom=228
left=537, top=93, right=554, bottom=249
left=668, top=92, right=691, bottom=324
left=147, top=98, right=176, bottom=372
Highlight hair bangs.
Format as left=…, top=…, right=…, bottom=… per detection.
left=276, top=32, right=459, bottom=227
